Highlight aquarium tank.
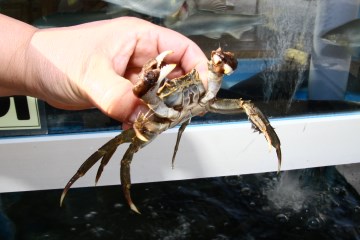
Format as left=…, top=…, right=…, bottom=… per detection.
left=1, top=0, right=360, bottom=239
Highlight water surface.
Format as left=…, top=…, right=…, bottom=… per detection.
left=1, top=166, right=360, bottom=239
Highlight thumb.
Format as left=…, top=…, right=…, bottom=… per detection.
left=86, top=70, right=142, bottom=124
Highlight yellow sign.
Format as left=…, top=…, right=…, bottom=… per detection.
left=0, top=96, right=41, bottom=130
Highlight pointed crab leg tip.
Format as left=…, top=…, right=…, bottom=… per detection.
left=137, top=134, right=149, bottom=142
left=60, top=193, right=66, bottom=207
left=276, top=152, right=282, bottom=173
left=134, top=128, right=149, bottom=142
left=130, top=204, right=141, bottom=214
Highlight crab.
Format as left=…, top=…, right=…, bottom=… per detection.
left=60, top=48, right=281, bottom=214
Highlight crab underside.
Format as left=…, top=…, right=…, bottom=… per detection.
left=60, top=48, right=281, bottom=214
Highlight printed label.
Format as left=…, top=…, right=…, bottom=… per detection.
left=0, top=96, right=41, bottom=130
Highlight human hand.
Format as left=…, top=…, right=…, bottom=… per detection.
left=26, top=17, right=208, bottom=128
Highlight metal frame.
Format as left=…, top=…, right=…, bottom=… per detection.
left=0, top=112, right=360, bottom=193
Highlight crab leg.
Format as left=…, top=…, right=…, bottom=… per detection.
left=207, top=98, right=282, bottom=172
left=60, top=129, right=136, bottom=206
left=171, top=118, right=191, bottom=169
left=95, top=147, right=117, bottom=184
left=120, top=138, right=147, bottom=214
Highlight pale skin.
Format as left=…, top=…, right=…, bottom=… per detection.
left=0, top=14, right=208, bottom=128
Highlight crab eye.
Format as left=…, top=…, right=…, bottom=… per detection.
left=213, top=54, right=222, bottom=65
left=223, top=64, right=234, bottom=75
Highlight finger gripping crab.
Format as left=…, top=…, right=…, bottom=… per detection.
left=60, top=48, right=281, bottom=214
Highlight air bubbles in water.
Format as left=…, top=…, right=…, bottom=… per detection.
left=276, top=213, right=289, bottom=223
left=249, top=201, right=256, bottom=208
left=206, top=224, right=217, bottom=235
left=113, top=203, right=124, bottom=209
left=151, top=215, right=191, bottom=239
left=241, top=187, right=251, bottom=196
left=265, top=171, right=310, bottom=212
left=306, top=217, right=322, bottom=229
left=206, top=224, right=216, bottom=231
left=90, top=226, right=111, bottom=238
left=213, top=234, right=229, bottom=240
left=258, top=0, right=316, bottom=107
left=354, top=206, right=360, bottom=213
left=84, top=211, right=98, bottom=221
left=224, top=175, right=242, bottom=186
left=332, top=186, right=347, bottom=196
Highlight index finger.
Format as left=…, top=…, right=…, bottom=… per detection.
left=156, top=27, right=208, bottom=84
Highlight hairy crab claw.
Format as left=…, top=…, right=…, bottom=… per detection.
left=156, top=50, right=174, bottom=67
left=131, top=50, right=178, bottom=143
left=156, top=50, right=177, bottom=84
left=133, top=50, right=176, bottom=99
left=159, top=64, right=177, bottom=84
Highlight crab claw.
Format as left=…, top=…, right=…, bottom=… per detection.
left=156, top=50, right=174, bottom=68
left=159, top=63, right=177, bottom=82
left=156, top=50, right=177, bottom=82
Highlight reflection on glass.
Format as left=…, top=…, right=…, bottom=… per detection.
left=309, top=0, right=360, bottom=100
left=1, top=0, right=359, bottom=133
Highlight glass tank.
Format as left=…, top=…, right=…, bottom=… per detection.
left=1, top=0, right=360, bottom=239
left=1, top=0, right=359, bottom=135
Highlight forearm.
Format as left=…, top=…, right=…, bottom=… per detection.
left=0, top=15, right=207, bottom=125
left=0, top=14, right=38, bottom=96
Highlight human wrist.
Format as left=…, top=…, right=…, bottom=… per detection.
left=0, top=14, right=38, bottom=96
